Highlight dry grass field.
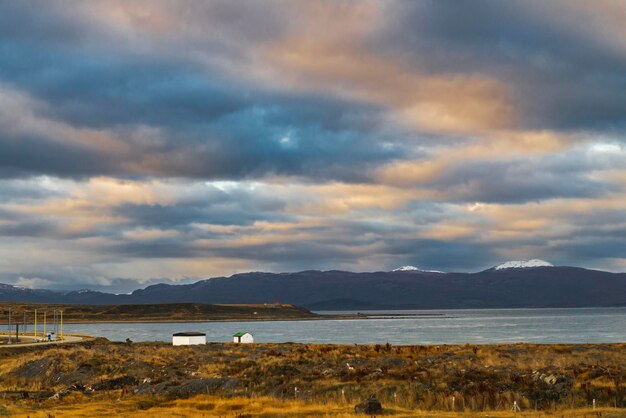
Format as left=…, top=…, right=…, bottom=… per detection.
left=2, top=395, right=625, bottom=417
left=0, top=340, right=624, bottom=416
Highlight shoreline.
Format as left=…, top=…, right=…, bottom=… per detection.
left=59, top=313, right=454, bottom=324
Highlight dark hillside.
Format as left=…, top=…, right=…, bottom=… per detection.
left=0, top=302, right=318, bottom=322
left=2, top=267, right=625, bottom=309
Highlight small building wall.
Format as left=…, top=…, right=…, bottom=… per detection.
left=233, top=333, right=254, bottom=343
left=173, top=335, right=206, bottom=346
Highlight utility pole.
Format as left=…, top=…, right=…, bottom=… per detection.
left=60, top=310, right=63, bottom=340
left=34, top=308, right=37, bottom=338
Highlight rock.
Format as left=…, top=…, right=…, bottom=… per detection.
left=92, top=376, right=138, bottom=391
left=53, top=368, right=97, bottom=386
left=151, top=377, right=241, bottom=398
left=0, top=390, right=53, bottom=401
left=533, top=371, right=560, bottom=385
left=345, top=358, right=369, bottom=366
left=48, top=383, right=87, bottom=400
left=354, top=395, right=383, bottom=415
left=133, top=382, right=152, bottom=395
left=378, top=357, right=407, bottom=368
left=122, top=360, right=154, bottom=379
left=543, top=374, right=558, bottom=385
left=12, top=357, right=54, bottom=380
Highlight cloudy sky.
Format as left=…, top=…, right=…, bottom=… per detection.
left=1, top=1, right=625, bottom=292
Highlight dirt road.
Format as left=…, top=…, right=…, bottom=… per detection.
left=0, top=332, right=92, bottom=347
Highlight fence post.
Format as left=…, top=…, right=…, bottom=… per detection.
left=8, top=308, right=11, bottom=344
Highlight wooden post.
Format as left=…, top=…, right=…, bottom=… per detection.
left=60, top=310, right=63, bottom=339
left=452, top=396, right=455, bottom=411
left=43, top=311, right=46, bottom=338
left=7, top=308, right=11, bottom=344
left=593, top=398, right=596, bottom=409
left=512, top=400, right=521, bottom=412
left=34, top=309, right=37, bottom=338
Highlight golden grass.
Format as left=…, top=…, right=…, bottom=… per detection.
left=2, top=395, right=625, bottom=417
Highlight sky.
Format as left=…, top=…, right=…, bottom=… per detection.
left=1, top=1, right=626, bottom=292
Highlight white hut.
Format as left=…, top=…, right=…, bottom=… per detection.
left=233, top=331, right=254, bottom=343
left=172, top=332, right=206, bottom=346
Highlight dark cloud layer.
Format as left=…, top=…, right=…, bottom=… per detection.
left=0, top=1, right=622, bottom=182
left=383, top=1, right=626, bottom=131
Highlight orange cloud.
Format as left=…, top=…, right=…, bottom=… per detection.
left=376, top=130, right=577, bottom=187
left=259, top=40, right=515, bottom=135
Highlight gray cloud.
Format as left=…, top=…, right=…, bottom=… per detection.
left=432, top=157, right=620, bottom=204
left=380, top=1, right=626, bottom=132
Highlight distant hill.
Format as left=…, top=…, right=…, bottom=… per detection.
left=1, top=264, right=626, bottom=309
left=0, top=302, right=318, bottom=322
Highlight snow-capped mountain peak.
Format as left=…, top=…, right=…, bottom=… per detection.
left=393, top=265, right=420, bottom=271
left=392, top=266, right=445, bottom=273
left=494, top=259, right=554, bottom=270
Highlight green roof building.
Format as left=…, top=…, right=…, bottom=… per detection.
left=233, top=331, right=254, bottom=343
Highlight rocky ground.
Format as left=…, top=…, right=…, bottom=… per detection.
left=0, top=339, right=624, bottom=415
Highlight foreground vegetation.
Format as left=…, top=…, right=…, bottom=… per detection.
left=2, top=395, right=624, bottom=417
left=0, top=340, right=624, bottom=416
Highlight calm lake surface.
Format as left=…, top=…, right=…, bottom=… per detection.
left=65, top=307, right=626, bottom=345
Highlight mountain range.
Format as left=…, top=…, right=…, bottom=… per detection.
left=1, top=261, right=625, bottom=310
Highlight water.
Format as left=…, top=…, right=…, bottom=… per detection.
left=65, top=307, right=626, bottom=345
